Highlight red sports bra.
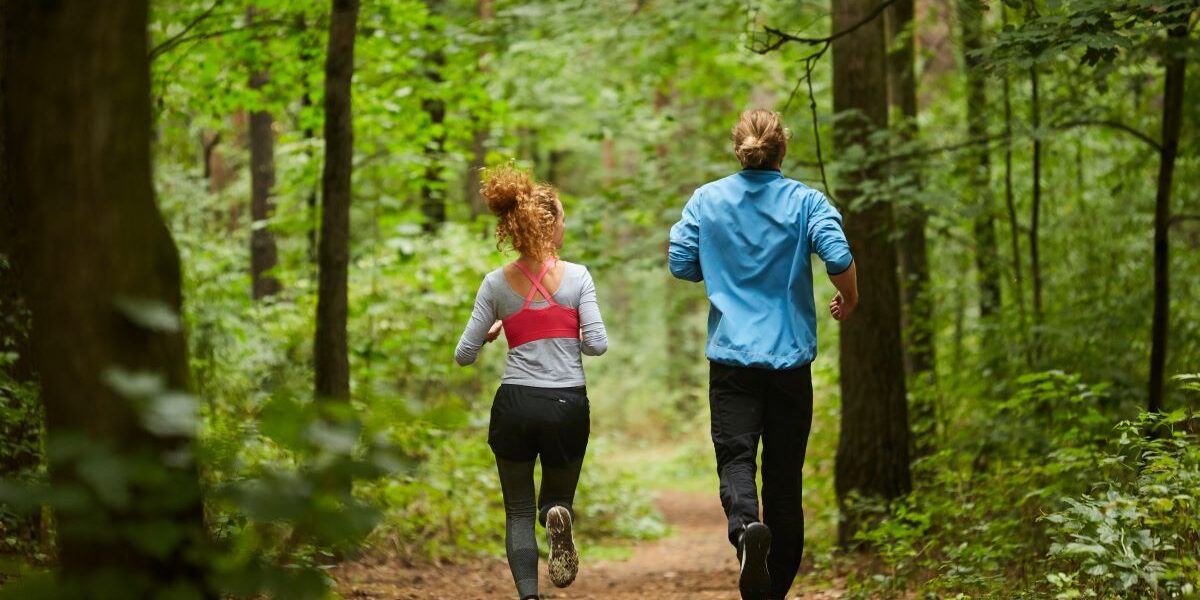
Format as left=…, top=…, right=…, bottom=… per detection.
left=503, top=260, right=580, bottom=349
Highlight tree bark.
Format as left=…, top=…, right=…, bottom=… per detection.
left=0, top=0, right=41, bottom=547
left=248, top=6, right=281, bottom=300
left=886, top=0, right=935, bottom=456
left=4, top=1, right=212, bottom=593
left=315, top=0, right=359, bottom=403
left=1148, top=24, right=1187, bottom=413
left=832, top=0, right=912, bottom=548
left=420, top=0, right=447, bottom=233
left=960, top=0, right=1001, bottom=321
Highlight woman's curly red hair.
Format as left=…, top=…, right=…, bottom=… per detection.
left=482, top=165, right=561, bottom=261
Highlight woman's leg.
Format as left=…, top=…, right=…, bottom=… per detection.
left=536, top=454, right=585, bottom=526
left=495, top=456, right=539, bottom=600
left=535, top=386, right=590, bottom=526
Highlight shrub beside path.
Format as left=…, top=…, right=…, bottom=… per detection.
left=337, top=490, right=847, bottom=599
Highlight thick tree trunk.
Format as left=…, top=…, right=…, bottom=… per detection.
left=887, top=0, right=935, bottom=456
left=1148, top=25, right=1187, bottom=413
left=960, top=0, right=1001, bottom=320
left=248, top=6, right=281, bottom=300
left=315, top=0, right=359, bottom=403
left=832, top=0, right=912, bottom=548
left=0, top=3, right=41, bottom=547
left=420, top=0, right=447, bottom=233
left=4, top=1, right=212, bottom=593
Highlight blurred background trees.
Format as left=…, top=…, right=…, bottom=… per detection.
left=1, top=0, right=1197, bottom=597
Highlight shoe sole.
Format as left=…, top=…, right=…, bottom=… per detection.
left=547, top=506, right=578, bottom=588
left=739, top=522, right=772, bottom=600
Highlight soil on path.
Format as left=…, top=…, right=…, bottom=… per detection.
left=336, top=490, right=846, bottom=600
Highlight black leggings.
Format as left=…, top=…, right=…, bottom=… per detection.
left=489, top=384, right=589, bottom=600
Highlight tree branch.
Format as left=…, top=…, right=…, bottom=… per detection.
left=753, top=0, right=899, bottom=54
left=150, top=18, right=289, bottom=61
left=149, top=0, right=225, bottom=60
left=1054, top=119, right=1161, bottom=151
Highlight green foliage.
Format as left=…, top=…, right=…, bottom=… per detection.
left=1043, top=410, right=1200, bottom=598
left=847, top=374, right=1200, bottom=599
left=0, top=372, right=42, bottom=562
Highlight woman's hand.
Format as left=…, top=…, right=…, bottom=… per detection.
left=485, top=320, right=503, bottom=343
left=829, top=291, right=857, bottom=321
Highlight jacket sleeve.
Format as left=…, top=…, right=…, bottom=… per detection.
left=668, top=190, right=703, bottom=282
left=806, top=191, right=853, bottom=274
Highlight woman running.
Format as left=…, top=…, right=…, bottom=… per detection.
left=455, top=165, right=608, bottom=600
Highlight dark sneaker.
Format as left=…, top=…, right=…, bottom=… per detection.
left=546, top=506, right=578, bottom=588
left=738, top=522, right=772, bottom=600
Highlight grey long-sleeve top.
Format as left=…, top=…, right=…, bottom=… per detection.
left=455, top=261, right=607, bottom=387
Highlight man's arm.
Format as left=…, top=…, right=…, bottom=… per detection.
left=806, top=191, right=856, bottom=320
left=668, top=191, right=703, bottom=282
left=828, top=261, right=857, bottom=321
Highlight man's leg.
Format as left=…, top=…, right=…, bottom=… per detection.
left=709, top=361, right=767, bottom=547
left=760, top=364, right=814, bottom=599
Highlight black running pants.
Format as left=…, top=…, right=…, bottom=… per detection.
left=709, top=361, right=814, bottom=600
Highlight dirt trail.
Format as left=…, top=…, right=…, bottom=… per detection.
left=337, top=490, right=846, bottom=600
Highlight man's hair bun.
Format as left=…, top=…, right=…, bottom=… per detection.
left=732, top=110, right=789, bottom=170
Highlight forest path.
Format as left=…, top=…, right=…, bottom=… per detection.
left=336, top=490, right=847, bottom=599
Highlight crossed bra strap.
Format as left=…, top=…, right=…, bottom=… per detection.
left=512, top=259, right=559, bottom=308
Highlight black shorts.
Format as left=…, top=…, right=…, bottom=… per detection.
left=488, top=384, right=590, bottom=467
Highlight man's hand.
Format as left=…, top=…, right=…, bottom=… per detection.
left=485, top=320, right=503, bottom=343
left=828, top=260, right=858, bottom=321
left=829, top=291, right=856, bottom=321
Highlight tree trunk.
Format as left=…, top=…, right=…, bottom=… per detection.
left=298, top=13, right=321, bottom=266
left=248, top=6, right=281, bottom=300
left=464, top=0, right=493, bottom=221
left=1148, top=24, right=1187, bottom=413
left=998, top=4, right=1027, bottom=362
left=315, top=0, right=359, bottom=403
left=1029, top=65, right=1043, bottom=340
left=420, top=0, right=447, bottom=233
left=887, top=0, right=935, bottom=456
left=960, top=0, right=1001, bottom=321
left=4, top=1, right=212, bottom=594
left=832, top=0, right=912, bottom=548
left=0, top=2, right=41, bottom=547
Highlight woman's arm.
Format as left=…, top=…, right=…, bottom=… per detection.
left=455, top=278, right=499, bottom=366
left=578, top=268, right=608, bottom=356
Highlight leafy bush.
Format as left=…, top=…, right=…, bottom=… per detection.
left=847, top=372, right=1200, bottom=600
left=1043, top=411, right=1200, bottom=598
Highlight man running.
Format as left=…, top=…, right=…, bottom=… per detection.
left=668, top=109, right=858, bottom=600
